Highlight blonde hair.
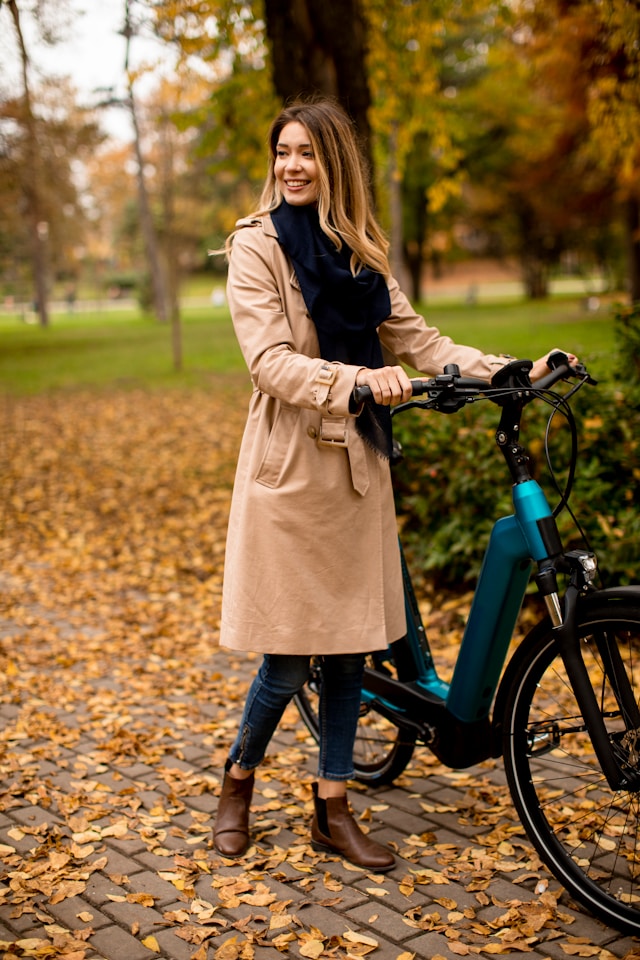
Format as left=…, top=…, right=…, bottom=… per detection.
left=227, top=98, right=390, bottom=277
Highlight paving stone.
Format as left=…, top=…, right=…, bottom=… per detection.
left=83, top=871, right=132, bottom=906
left=45, top=895, right=113, bottom=931
left=0, top=922, right=19, bottom=940
left=352, top=877, right=430, bottom=913
left=180, top=792, right=218, bottom=814
left=152, top=925, right=211, bottom=960
left=122, top=868, right=187, bottom=905
left=346, top=899, right=420, bottom=942
left=99, top=844, right=148, bottom=878
left=0, top=906, right=49, bottom=935
left=100, top=897, right=167, bottom=937
left=98, top=834, right=149, bottom=857
left=89, top=924, right=157, bottom=960
left=9, top=806, right=64, bottom=830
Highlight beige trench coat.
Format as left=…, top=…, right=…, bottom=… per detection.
left=219, top=215, right=507, bottom=655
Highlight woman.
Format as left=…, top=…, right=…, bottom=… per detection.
left=214, top=98, right=575, bottom=871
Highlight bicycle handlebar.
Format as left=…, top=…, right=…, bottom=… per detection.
left=352, top=351, right=595, bottom=409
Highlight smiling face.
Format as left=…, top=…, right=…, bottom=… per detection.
left=273, top=121, right=319, bottom=206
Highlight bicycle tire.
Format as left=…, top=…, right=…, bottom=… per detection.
left=501, top=599, right=640, bottom=935
left=294, top=655, right=417, bottom=786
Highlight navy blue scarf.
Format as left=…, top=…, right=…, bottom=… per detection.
left=270, top=201, right=393, bottom=458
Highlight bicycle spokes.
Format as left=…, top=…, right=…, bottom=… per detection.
left=503, top=604, right=640, bottom=933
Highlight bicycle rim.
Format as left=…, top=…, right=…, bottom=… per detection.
left=294, top=656, right=416, bottom=786
left=503, top=604, right=640, bottom=935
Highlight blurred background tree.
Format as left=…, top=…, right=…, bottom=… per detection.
left=1, top=0, right=638, bottom=313
left=1, top=0, right=102, bottom=325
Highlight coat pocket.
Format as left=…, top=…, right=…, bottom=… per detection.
left=255, top=402, right=300, bottom=487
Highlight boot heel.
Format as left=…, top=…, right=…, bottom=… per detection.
left=310, top=839, right=334, bottom=855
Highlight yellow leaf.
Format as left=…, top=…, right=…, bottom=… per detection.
left=127, top=892, right=156, bottom=906
left=343, top=929, right=379, bottom=947
left=448, top=943, right=471, bottom=956
left=142, top=934, right=160, bottom=952
left=214, top=936, right=241, bottom=959
left=299, top=939, right=325, bottom=958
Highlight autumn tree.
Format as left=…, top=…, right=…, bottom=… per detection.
left=150, top=0, right=279, bottom=242
left=509, top=0, right=640, bottom=300
left=119, top=0, right=175, bottom=331
left=2, top=0, right=56, bottom=324
left=0, top=76, right=102, bottom=314
left=364, top=0, right=506, bottom=299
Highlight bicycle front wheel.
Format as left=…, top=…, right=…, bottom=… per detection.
left=502, top=599, right=640, bottom=935
left=294, top=656, right=417, bottom=786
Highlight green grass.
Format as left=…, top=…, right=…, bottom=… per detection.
left=418, top=297, right=612, bottom=368
left=0, top=306, right=246, bottom=395
left=0, top=295, right=614, bottom=395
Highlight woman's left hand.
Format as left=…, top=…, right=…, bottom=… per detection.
left=529, top=349, right=578, bottom=383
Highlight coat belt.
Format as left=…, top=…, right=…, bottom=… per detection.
left=318, top=416, right=370, bottom=496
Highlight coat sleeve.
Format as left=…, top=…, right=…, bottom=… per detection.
left=379, top=276, right=509, bottom=380
left=226, top=225, right=359, bottom=416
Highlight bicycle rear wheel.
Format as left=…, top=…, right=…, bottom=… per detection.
left=294, top=656, right=417, bottom=786
left=502, top=599, right=640, bottom=935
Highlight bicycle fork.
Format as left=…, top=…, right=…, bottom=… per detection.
left=541, top=555, right=640, bottom=792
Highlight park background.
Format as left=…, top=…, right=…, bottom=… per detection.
left=1, top=0, right=638, bottom=588
left=0, top=2, right=640, bottom=959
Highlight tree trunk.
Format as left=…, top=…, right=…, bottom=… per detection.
left=522, top=256, right=549, bottom=299
left=124, top=0, right=170, bottom=325
left=159, top=112, right=182, bottom=372
left=516, top=204, right=550, bottom=299
left=263, top=0, right=373, bottom=176
left=626, top=195, right=640, bottom=303
left=8, top=0, right=50, bottom=327
left=388, top=124, right=408, bottom=293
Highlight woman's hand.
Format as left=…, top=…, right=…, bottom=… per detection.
left=355, top=365, right=413, bottom=405
left=529, top=349, right=578, bottom=383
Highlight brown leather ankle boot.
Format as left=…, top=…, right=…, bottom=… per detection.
left=213, top=761, right=255, bottom=857
left=310, top=782, right=395, bottom=873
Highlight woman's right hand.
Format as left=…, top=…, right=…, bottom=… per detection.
left=355, top=365, right=413, bottom=405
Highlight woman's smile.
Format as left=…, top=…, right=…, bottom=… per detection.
left=274, top=121, right=319, bottom=205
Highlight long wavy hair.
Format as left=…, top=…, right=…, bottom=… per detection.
left=228, top=98, right=390, bottom=277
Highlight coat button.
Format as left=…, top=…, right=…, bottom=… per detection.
left=307, top=426, right=318, bottom=439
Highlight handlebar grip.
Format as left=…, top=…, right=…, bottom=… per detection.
left=352, top=383, right=373, bottom=405
left=547, top=350, right=570, bottom=371
left=352, top=378, right=432, bottom=406
left=533, top=351, right=573, bottom=391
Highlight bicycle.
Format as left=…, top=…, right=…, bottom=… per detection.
left=294, top=351, right=640, bottom=935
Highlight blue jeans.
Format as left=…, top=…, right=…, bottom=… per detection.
left=228, top=653, right=366, bottom=780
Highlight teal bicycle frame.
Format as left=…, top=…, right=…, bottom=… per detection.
left=445, top=479, right=550, bottom=724
left=360, top=360, right=601, bottom=771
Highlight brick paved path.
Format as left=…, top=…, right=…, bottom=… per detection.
left=1, top=588, right=639, bottom=960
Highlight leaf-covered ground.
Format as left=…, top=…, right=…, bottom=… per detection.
left=0, top=385, right=638, bottom=960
